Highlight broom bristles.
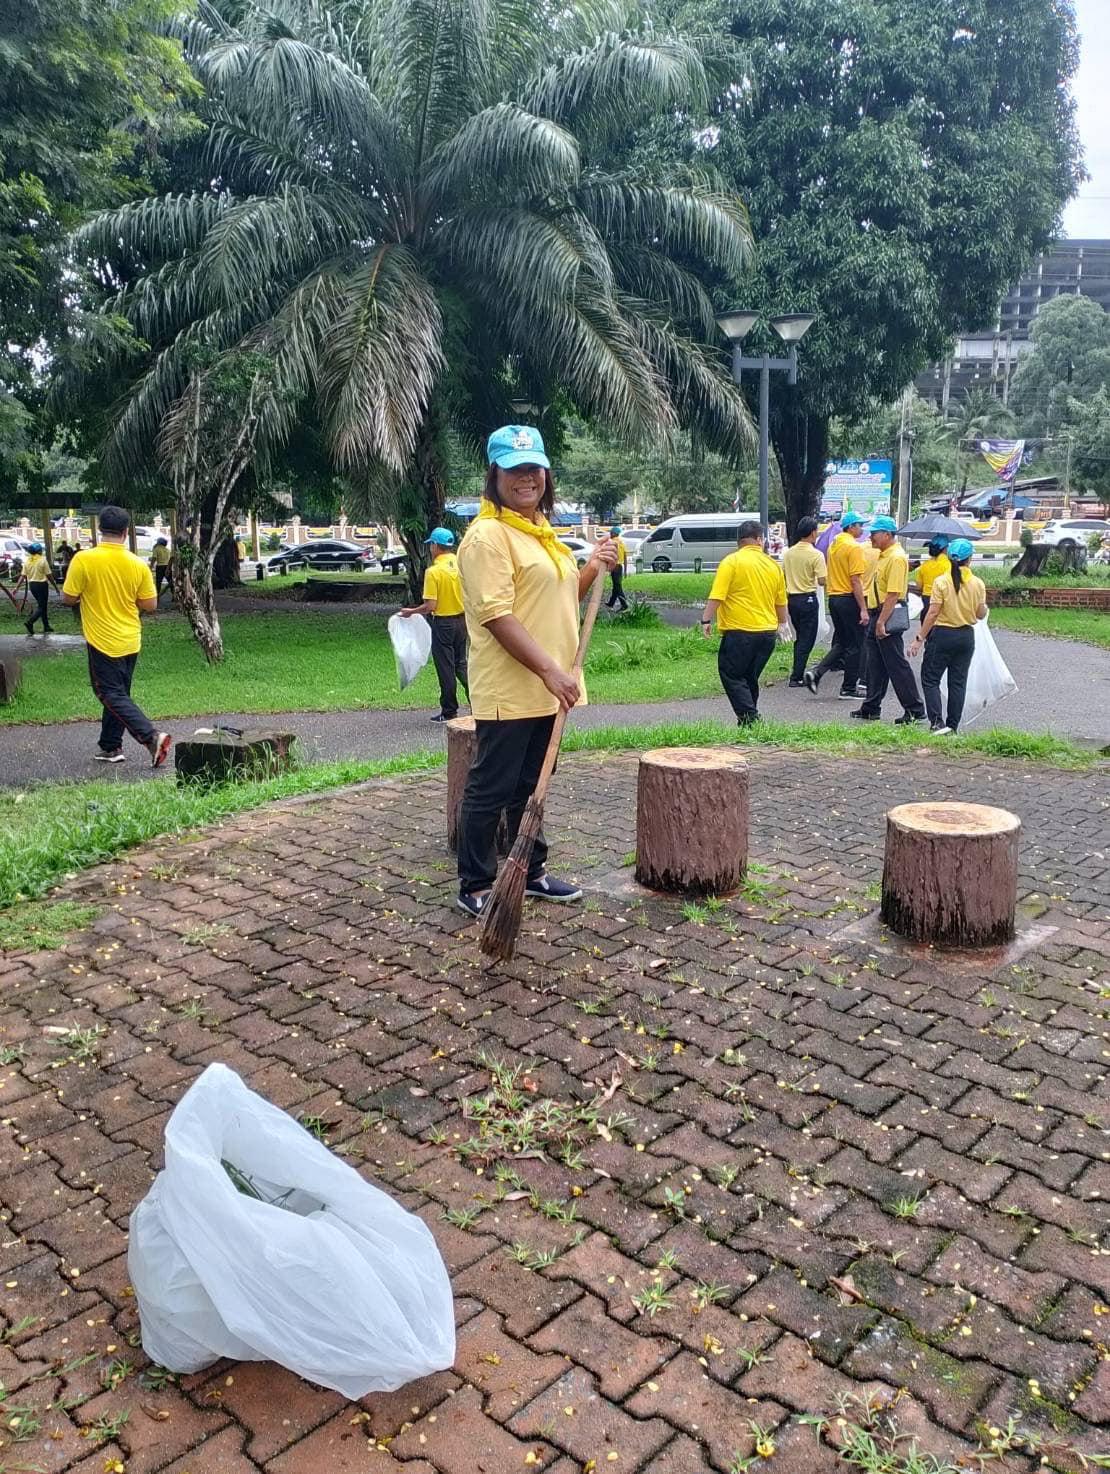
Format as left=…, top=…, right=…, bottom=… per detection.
left=479, top=796, right=545, bottom=960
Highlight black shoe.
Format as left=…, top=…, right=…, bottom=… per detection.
left=855, top=683, right=869, bottom=697
left=43, top=625, right=54, bottom=633
left=930, top=724, right=953, bottom=736
left=24, top=620, right=34, bottom=635
left=525, top=873, right=583, bottom=903
left=788, top=677, right=804, bottom=687
left=737, top=713, right=761, bottom=728
left=456, top=891, right=489, bottom=920
left=430, top=713, right=451, bottom=723
left=837, top=690, right=858, bottom=701
left=802, top=671, right=819, bottom=694
left=849, top=709, right=880, bottom=722
left=894, top=713, right=928, bottom=727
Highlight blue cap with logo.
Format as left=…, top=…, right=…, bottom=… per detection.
left=840, top=510, right=866, bottom=529
left=424, top=527, right=456, bottom=547
left=947, top=538, right=974, bottom=562
left=487, top=424, right=551, bottom=471
left=869, top=515, right=899, bottom=534
left=28, top=541, right=44, bottom=553
left=610, top=526, right=622, bottom=537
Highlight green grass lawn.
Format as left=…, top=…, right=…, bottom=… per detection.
left=237, top=570, right=406, bottom=598
left=0, top=601, right=800, bottom=724
left=624, top=571, right=713, bottom=604
left=986, top=606, right=1110, bottom=649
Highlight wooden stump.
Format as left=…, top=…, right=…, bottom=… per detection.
left=881, top=801, right=1020, bottom=946
left=445, top=716, right=508, bottom=855
left=0, top=653, right=21, bottom=704
left=635, top=747, right=749, bottom=895
left=175, top=728, right=297, bottom=785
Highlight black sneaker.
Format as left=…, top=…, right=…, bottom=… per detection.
left=788, top=677, right=804, bottom=687
left=855, top=683, right=869, bottom=696
left=525, top=873, right=583, bottom=903
left=837, top=689, right=858, bottom=700
left=802, top=671, right=819, bottom=693
left=24, top=620, right=34, bottom=635
left=430, top=713, right=451, bottom=723
left=456, top=891, right=489, bottom=919
left=93, top=749, right=125, bottom=764
left=930, top=724, right=953, bottom=736
left=849, top=709, right=880, bottom=722
left=894, top=713, right=928, bottom=727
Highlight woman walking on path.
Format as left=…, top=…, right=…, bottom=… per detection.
left=605, top=527, right=630, bottom=611
left=400, top=527, right=469, bottom=722
left=21, top=542, right=56, bottom=634
left=455, top=425, right=617, bottom=920
left=912, top=537, right=951, bottom=623
left=909, top=539, right=987, bottom=734
left=782, top=516, right=825, bottom=686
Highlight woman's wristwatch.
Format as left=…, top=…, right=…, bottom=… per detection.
left=700, top=618, right=711, bottom=626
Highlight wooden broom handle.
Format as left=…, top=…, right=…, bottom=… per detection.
left=530, top=565, right=607, bottom=804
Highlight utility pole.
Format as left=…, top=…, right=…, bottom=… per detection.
left=896, top=386, right=913, bottom=527
left=1064, top=435, right=1073, bottom=510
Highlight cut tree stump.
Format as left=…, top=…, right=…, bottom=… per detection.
left=445, top=716, right=508, bottom=855
left=175, top=727, right=297, bottom=785
left=0, top=653, right=21, bottom=704
left=1010, top=543, right=1087, bottom=578
left=635, top=747, right=749, bottom=895
left=881, top=801, right=1020, bottom=946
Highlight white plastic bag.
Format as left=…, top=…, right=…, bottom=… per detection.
left=959, top=617, right=1017, bottom=725
left=128, top=1064, right=455, bottom=1397
left=387, top=613, right=432, bottom=690
left=907, top=592, right=924, bottom=622
left=816, top=586, right=831, bottom=643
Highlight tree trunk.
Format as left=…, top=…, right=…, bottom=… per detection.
left=880, top=801, right=1020, bottom=946
left=171, top=553, right=223, bottom=664
left=401, top=416, right=450, bottom=600
left=1011, top=543, right=1087, bottom=577
left=212, top=534, right=240, bottom=589
left=445, top=716, right=508, bottom=855
left=773, top=411, right=830, bottom=539
left=635, top=747, right=749, bottom=895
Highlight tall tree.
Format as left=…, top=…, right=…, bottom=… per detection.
left=1010, top=293, right=1110, bottom=436
left=72, top=0, right=756, bottom=635
left=659, top=0, right=1082, bottom=533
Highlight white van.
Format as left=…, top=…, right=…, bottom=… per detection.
left=636, top=513, right=762, bottom=573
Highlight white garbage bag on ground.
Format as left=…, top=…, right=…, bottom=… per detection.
left=940, top=616, right=1017, bottom=727
left=128, top=1064, right=455, bottom=1397
left=387, top=612, right=432, bottom=690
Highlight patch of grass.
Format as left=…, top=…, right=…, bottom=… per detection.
left=986, top=605, right=1110, bottom=649
left=455, top=1052, right=623, bottom=1171
left=0, top=899, right=100, bottom=952
left=624, top=571, right=713, bottom=604
left=978, top=561, right=1110, bottom=590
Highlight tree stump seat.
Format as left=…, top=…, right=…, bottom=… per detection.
left=445, top=716, right=508, bottom=855
left=0, top=653, right=21, bottom=704
left=635, top=746, right=749, bottom=895
left=881, top=801, right=1020, bottom=946
left=175, top=727, right=297, bottom=785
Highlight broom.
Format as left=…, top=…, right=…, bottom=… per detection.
left=480, top=567, right=608, bottom=961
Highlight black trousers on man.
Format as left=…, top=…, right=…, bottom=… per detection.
left=154, top=564, right=170, bottom=600
left=458, top=715, right=554, bottom=895
left=812, top=592, right=864, bottom=694
left=26, top=580, right=51, bottom=632
left=787, top=592, right=818, bottom=681
left=921, top=624, right=975, bottom=731
left=430, top=613, right=469, bottom=718
left=606, top=567, right=629, bottom=611
left=87, top=645, right=156, bottom=754
left=718, top=629, right=777, bottom=724
left=859, top=613, right=925, bottom=719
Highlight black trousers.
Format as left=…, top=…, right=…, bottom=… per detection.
left=813, top=593, right=865, bottom=693
left=458, top=715, right=555, bottom=894
left=606, top=567, right=628, bottom=610
left=26, top=581, right=51, bottom=631
left=921, top=624, right=975, bottom=731
left=154, top=564, right=169, bottom=599
left=787, top=592, right=819, bottom=680
left=430, top=614, right=469, bottom=718
left=86, top=644, right=156, bottom=752
left=860, top=613, right=925, bottom=718
left=718, top=629, right=776, bottom=723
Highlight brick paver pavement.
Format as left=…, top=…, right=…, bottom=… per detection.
left=1, top=749, right=1108, bottom=1474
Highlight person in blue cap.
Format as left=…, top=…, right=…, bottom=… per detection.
left=912, top=535, right=951, bottom=622
left=805, top=510, right=870, bottom=697
left=605, top=526, right=629, bottom=611
left=852, top=516, right=926, bottom=725
left=909, top=539, right=988, bottom=734
left=400, top=527, right=468, bottom=722
left=20, top=541, right=56, bottom=634
left=454, top=424, right=617, bottom=919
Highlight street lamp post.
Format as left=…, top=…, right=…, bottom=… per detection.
left=716, top=312, right=816, bottom=534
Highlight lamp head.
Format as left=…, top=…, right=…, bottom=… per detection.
left=771, top=313, right=816, bottom=343
left=715, top=310, right=759, bottom=343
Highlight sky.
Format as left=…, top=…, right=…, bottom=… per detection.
left=1064, top=0, right=1110, bottom=239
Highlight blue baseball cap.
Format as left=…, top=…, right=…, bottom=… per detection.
left=840, top=511, right=865, bottom=529
left=28, top=541, right=44, bottom=553
left=424, top=527, right=455, bottom=547
left=947, top=538, right=974, bottom=562
left=870, top=516, right=899, bottom=534
left=610, top=526, right=622, bottom=536
left=487, top=424, right=550, bottom=470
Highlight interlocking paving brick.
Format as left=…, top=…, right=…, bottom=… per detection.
left=510, top=1365, right=673, bottom=1470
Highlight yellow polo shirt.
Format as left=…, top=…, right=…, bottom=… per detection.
left=930, top=571, right=986, bottom=628
left=614, top=537, right=627, bottom=569
left=708, top=545, right=786, bottom=632
left=423, top=552, right=464, bottom=617
left=151, top=544, right=171, bottom=567
left=458, top=517, right=582, bottom=720
left=916, top=552, right=950, bottom=597
left=869, top=543, right=910, bottom=610
left=782, top=541, right=825, bottom=595
left=826, top=532, right=867, bottom=595
left=63, top=544, right=155, bottom=658
left=24, top=553, right=51, bottom=582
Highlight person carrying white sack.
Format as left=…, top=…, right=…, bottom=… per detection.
left=909, top=538, right=987, bottom=735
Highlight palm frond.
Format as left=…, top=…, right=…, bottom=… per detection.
left=431, top=206, right=603, bottom=311
left=608, top=243, right=719, bottom=336
left=73, top=193, right=230, bottom=268
left=425, top=104, right=580, bottom=203
left=523, top=31, right=710, bottom=134
left=629, top=305, right=755, bottom=461
left=577, top=174, right=753, bottom=281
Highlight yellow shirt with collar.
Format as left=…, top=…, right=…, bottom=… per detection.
left=826, top=532, right=867, bottom=595
left=151, top=544, right=171, bottom=567
left=916, top=552, right=951, bottom=597
left=614, top=537, right=627, bottom=570
left=24, top=553, right=51, bottom=582
left=62, top=544, right=155, bottom=658
left=930, top=570, right=986, bottom=628
left=782, top=540, right=825, bottom=595
left=869, top=542, right=910, bottom=610
left=458, top=514, right=582, bottom=720
left=708, top=544, right=787, bottom=632
left=422, top=552, right=464, bottom=616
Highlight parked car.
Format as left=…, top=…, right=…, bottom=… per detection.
left=266, top=539, right=377, bottom=573
left=620, top=529, right=652, bottom=561
left=557, top=535, right=594, bottom=567
left=635, top=513, right=761, bottom=573
left=1037, top=517, right=1110, bottom=549
left=0, top=536, right=34, bottom=579
left=379, top=548, right=408, bottom=574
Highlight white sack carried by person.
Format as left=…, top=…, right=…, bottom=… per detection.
left=941, top=614, right=1017, bottom=726
left=816, top=585, right=831, bottom=642
left=128, top=1064, right=455, bottom=1398
left=387, top=611, right=432, bottom=689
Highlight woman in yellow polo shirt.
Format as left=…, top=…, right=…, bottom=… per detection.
left=21, top=541, right=56, bottom=634
left=908, top=539, right=987, bottom=734
left=912, top=537, right=951, bottom=623
left=455, top=426, right=616, bottom=920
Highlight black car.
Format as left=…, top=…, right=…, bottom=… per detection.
left=265, top=539, right=377, bottom=573
left=379, top=548, right=408, bottom=574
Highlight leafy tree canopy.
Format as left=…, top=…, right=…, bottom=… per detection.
left=1010, top=293, right=1110, bottom=435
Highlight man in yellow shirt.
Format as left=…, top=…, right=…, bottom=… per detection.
left=852, top=517, right=925, bottom=725
left=605, top=526, right=629, bottom=612
left=700, top=521, right=788, bottom=725
left=912, top=537, right=951, bottom=622
left=805, top=511, right=870, bottom=699
left=149, top=537, right=172, bottom=602
left=62, top=506, right=171, bottom=767
left=400, top=527, right=469, bottom=722
left=781, top=516, right=826, bottom=686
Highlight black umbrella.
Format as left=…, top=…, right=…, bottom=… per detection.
left=896, top=513, right=982, bottom=540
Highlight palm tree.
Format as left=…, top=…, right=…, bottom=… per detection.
left=73, top=0, right=755, bottom=655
